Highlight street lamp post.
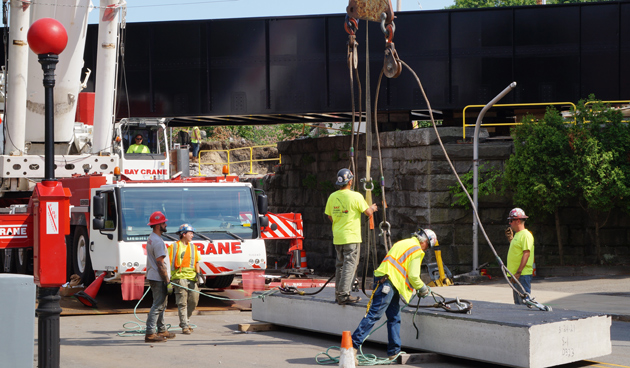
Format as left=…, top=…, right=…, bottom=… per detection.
left=27, top=17, right=68, bottom=368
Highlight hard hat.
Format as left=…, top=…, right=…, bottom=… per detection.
left=413, top=228, right=438, bottom=248
left=147, top=211, right=168, bottom=226
left=507, top=208, right=528, bottom=220
left=177, top=223, right=195, bottom=234
left=336, top=168, right=354, bottom=186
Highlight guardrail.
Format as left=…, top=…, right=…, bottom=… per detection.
left=462, top=102, right=576, bottom=140
left=198, top=144, right=281, bottom=176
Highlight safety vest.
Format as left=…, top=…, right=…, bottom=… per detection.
left=191, top=127, right=200, bottom=144
left=127, top=144, right=150, bottom=154
left=168, top=240, right=198, bottom=272
left=374, top=237, right=425, bottom=304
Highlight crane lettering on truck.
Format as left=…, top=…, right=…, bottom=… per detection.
left=123, top=169, right=168, bottom=175
left=141, top=241, right=242, bottom=255
left=0, top=225, right=28, bottom=238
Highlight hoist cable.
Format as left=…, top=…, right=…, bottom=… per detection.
left=398, top=60, right=548, bottom=310
left=372, top=69, right=392, bottom=253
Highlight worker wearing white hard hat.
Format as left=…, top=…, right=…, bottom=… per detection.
left=169, top=224, right=202, bottom=335
left=351, top=228, right=437, bottom=360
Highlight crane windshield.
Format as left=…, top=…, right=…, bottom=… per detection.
left=120, top=186, right=257, bottom=242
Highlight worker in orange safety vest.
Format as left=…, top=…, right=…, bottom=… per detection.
left=168, top=223, right=203, bottom=334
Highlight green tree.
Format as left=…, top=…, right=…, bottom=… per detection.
left=448, top=164, right=503, bottom=210
left=448, top=0, right=535, bottom=9
left=503, top=108, right=574, bottom=265
left=448, top=0, right=610, bottom=8
left=568, top=97, right=630, bottom=263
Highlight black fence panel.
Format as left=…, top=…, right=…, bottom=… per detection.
left=4, top=2, right=624, bottom=123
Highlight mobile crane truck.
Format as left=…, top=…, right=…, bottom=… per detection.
left=0, top=0, right=276, bottom=300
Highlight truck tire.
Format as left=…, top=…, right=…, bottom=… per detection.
left=205, top=274, right=235, bottom=289
left=72, top=227, right=94, bottom=285
left=13, top=248, right=31, bottom=274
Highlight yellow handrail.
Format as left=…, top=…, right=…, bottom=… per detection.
left=197, top=144, right=281, bottom=176
left=583, top=100, right=630, bottom=123
left=462, top=102, right=576, bottom=140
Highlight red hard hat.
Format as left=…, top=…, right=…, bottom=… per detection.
left=147, top=211, right=168, bottom=226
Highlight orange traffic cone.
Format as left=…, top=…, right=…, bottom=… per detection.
left=76, top=273, right=106, bottom=308
left=339, top=330, right=357, bottom=368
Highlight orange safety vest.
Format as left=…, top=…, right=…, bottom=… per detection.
left=374, top=237, right=425, bottom=303
left=168, top=240, right=198, bottom=272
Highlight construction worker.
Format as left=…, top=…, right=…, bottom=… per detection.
left=351, top=228, right=437, bottom=360
left=325, top=168, right=377, bottom=305
left=190, top=126, right=201, bottom=162
left=127, top=134, right=151, bottom=154
left=169, top=224, right=202, bottom=334
left=144, top=211, right=176, bottom=343
left=506, top=208, right=535, bottom=305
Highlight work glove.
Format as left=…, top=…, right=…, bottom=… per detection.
left=196, top=272, right=206, bottom=285
left=418, top=285, right=431, bottom=298
left=166, top=282, right=173, bottom=295
left=505, top=227, right=514, bottom=242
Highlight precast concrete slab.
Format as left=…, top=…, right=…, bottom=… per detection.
left=252, top=288, right=611, bottom=368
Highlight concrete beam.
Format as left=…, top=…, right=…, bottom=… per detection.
left=252, top=289, right=611, bottom=368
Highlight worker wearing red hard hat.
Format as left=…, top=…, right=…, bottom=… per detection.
left=505, top=208, right=535, bottom=305
left=144, top=211, right=176, bottom=343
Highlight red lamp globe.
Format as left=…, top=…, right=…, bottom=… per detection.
left=27, top=18, right=68, bottom=55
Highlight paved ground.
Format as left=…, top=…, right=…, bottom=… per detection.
left=31, top=274, right=630, bottom=367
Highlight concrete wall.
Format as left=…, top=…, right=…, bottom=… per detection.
left=256, top=127, right=630, bottom=274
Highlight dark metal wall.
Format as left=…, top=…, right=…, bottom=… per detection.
left=78, top=1, right=630, bottom=122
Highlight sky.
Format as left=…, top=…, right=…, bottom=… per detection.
left=87, top=0, right=456, bottom=24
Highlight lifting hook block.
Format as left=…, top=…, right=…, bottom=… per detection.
left=383, top=42, right=402, bottom=78
left=347, top=0, right=394, bottom=24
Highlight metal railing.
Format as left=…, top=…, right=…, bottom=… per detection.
left=462, top=102, right=576, bottom=139
left=584, top=100, right=630, bottom=123
left=198, top=144, right=281, bottom=176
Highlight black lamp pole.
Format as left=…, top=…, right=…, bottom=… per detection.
left=35, top=52, right=61, bottom=368
left=39, top=53, right=58, bottom=182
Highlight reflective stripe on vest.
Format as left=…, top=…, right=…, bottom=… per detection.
left=169, top=240, right=197, bottom=271
left=382, top=245, right=422, bottom=292
left=375, top=237, right=424, bottom=303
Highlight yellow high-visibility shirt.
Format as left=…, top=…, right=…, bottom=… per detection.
left=507, top=229, right=534, bottom=276
left=324, top=189, right=369, bottom=245
left=127, top=144, right=150, bottom=154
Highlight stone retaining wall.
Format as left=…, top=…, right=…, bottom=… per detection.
left=255, top=127, right=630, bottom=274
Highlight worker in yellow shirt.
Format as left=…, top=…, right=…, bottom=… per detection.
left=169, top=224, right=203, bottom=334
left=127, top=134, right=150, bottom=153
left=505, top=208, right=534, bottom=305
left=324, top=168, right=377, bottom=305
left=351, top=228, right=437, bottom=360
left=190, top=126, right=201, bottom=162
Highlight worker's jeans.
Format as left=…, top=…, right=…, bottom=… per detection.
left=191, top=142, right=200, bottom=158
left=146, top=280, right=169, bottom=335
left=512, top=274, right=532, bottom=305
left=173, top=278, right=200, bottom=328
left=352, top=277, right=401, bottom=357
left=334, top=243, right=360, bottom=302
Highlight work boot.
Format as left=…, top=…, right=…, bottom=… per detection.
left=181, top=327, right=193, bottom=335
left=337, top=296, right=361, bottom=305
left=157, top=330, right=176, bottom=339
left=145, top=333, right=167, bottom=343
